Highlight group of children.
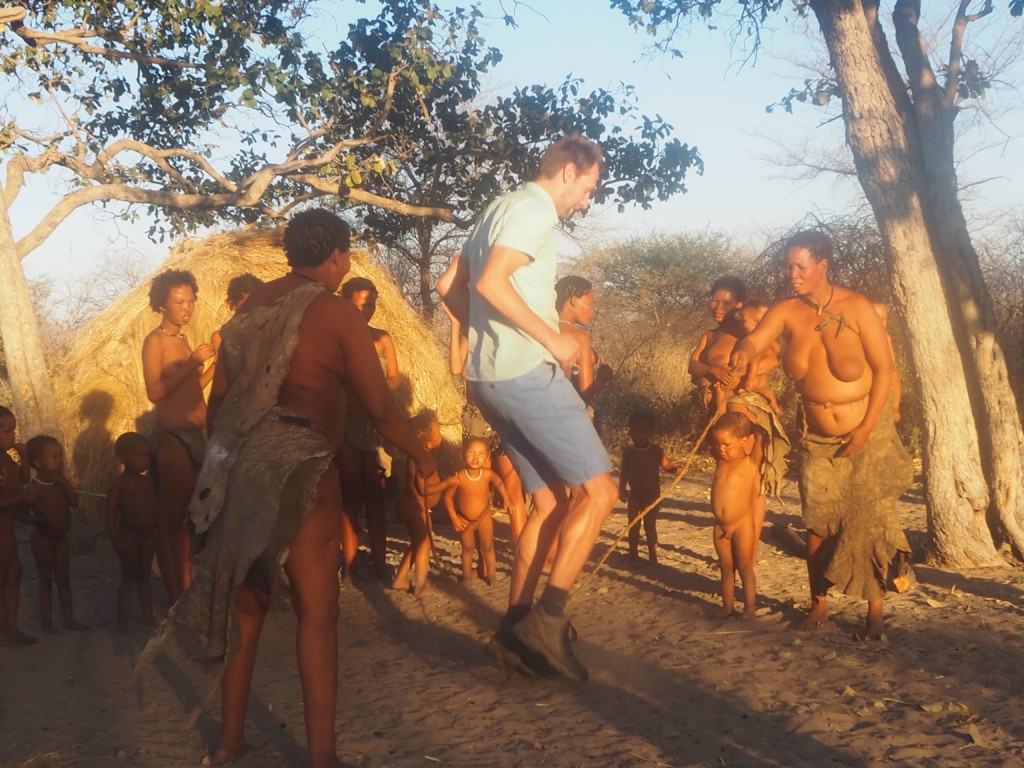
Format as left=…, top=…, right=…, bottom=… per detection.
left=388, top=412, right=514, bottom=597
left=0, top=407, right=92, bottom=645
left=1, top=402, right=164, bottom=645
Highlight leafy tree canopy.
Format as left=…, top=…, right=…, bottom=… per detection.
left=1, top=0, right=702, bottom=255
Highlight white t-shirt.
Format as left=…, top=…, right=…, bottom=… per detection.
left=463, top=182, right=559, bottom=382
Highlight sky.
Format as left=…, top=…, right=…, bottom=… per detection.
left=15, top=1, right=1024, bottom=284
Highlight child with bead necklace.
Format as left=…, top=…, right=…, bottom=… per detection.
left=438, top=437, right=513, bottom=584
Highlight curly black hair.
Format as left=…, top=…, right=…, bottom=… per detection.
left=149, top=269, right=199, bottom=312
left=283, top=209, right=352, bottom=268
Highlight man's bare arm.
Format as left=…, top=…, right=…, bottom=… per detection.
left=339, top=303, right=437, bottom=478
left=206, top=346, right=233, bottom=433
left=436, top=253, right=470, bottom=330
left=376, top=331, right=399, bottom=393
left=440, top=300, right=468, bottom=376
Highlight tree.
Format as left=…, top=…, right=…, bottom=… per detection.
left=610, top=0, right=1024, bottom=567
left=1, top=0, right=700, bottom=437
left=572, top=231, right=749, bottom=433
left=330, top=2, right=700, bottom=318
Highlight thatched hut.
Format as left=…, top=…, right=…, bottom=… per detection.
left=55, top=226, right=462, bottom=522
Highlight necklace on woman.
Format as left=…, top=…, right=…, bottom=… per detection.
left=799, top=284, right=835, bottom=317
left=290, top=271, right=324, bottom=287
left=465, top=468, right=483, bottom=481
left=157, top=325, right=185, bottom=339
left=33, top=477, right=56, bottom=486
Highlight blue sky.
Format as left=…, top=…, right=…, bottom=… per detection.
left=16, top=1, right=1024, bottom=282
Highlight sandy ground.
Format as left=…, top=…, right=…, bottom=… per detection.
left=4, top=470, right=1024, bottom=768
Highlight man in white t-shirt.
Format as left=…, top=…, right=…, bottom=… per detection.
left=437, top=135, right=617, bottom=682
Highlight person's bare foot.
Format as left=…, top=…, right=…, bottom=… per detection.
left=0, top=630, right=37, bottom=647
left=741, top=604, right=758, bottom=620
left=862, top=599, right=885, bottom=639
left=797, top=599, right=828, bottom=631
left=390, top=577, right=411, bottom=592
left=414, top=582, right=434, bottom=599
left=715, top=605, right=734, bottom=620
left=211, top=739, right=249, bottom=765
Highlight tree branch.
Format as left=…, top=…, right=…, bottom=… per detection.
left=945, top=0, right=994, bottom=109
left=9, top=19, right=199, bottom=69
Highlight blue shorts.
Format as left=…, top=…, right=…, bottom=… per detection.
left=468, top=363, right=611, bottom=494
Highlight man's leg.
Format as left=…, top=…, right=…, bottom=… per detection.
left=284, top=468, right=344, bottom=768
left=511, top=472, right=617, bottom=682
left=214, top=583, right=270, bottom=765
left=361, top=453, right=390, bottom=581
left=507, top=483, right=566, bottom=608
left=544, top=472, right=617, bottom=592
left=336, top=448, right=364, bottom=586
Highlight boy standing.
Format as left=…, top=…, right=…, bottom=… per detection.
left=617, top=412, right=678, bottom=565
left=439, top=437, right=513, bottom=584
left=0, top=406, right=34, bottom=646
left=24, top=435, right=88, bottom=632
left=708, top=412, right=760, bottom=620
left=391, top=410, right=444, bottom=598
left=105, top=432, right=159, bottom=629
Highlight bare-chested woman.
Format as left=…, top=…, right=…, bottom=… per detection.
left=141, top=270, right=215, bottom=604
left=730, top=230, right=912, bottom=639
left=688, top=276, right=747, bottom=415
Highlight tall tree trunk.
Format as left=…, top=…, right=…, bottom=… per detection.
left=810, top=0, right=1001, bottom=567
left=889, top=0, right=1024, bottom=557
left=0, top=194, right=61, bottom=439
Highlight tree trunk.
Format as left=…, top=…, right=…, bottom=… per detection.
left=810, top=0, right=1001, bottom=567
left=0, top=195, right=61, bottom=440
left=890, top=0, right=1024, bottom=558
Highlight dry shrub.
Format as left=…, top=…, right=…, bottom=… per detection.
left=55, top=226, right=463, bottom=530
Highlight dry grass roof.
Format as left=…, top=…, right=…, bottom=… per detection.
left=55, top=226, right=462, bottom=507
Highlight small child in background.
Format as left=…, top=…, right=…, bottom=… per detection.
left=391, top=410, right=443, bottom=598
left=0, top=406, right=35, bottom=646
left=105, top=432, right=159, bottom=629
left=708, top=412, right=760, bottom=620
left=618, top=411, right=678, bottom=565
left=738, top=300, right=782, bottom=415
left=24, top=435, right=88, bottom=632
left=437, top=437, right=512, bottom=585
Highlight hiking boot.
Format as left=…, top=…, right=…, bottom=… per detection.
left=512, top=605, right=589, bottom=682
left=488, top=619, right=558, bottom=679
